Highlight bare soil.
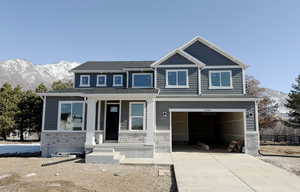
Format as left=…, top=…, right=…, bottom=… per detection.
left=259, top=145, right=300, bottom=177
left=0, top=157, right=176, bottom=192
left=260, top=145, right=300, bottom=155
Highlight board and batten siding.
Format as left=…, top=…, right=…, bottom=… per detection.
left=155, top=101, right=256, bottom=131
left=201, top=68, right=243, bottom=94
left=160, top=53, right=196, bottom=65
left=44, top=96, right=85, bottom=131
left=184, top=41, right=239, bottom=66
left=156, top=67, right=199, bottom=95
left=74, top=73, right=127, bottom=88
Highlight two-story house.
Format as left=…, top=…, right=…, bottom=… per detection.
left=40, top=36, right=259, bottom=163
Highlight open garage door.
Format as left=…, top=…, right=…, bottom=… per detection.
left=171, top=110, right=246, bottom=152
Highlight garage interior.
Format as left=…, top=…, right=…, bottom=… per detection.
left=172, top=112, right=245, bottom=152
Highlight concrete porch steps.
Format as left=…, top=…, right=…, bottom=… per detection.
left=85, top=146, right=125, bottom=164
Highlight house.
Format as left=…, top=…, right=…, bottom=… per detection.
left=40, top=36, right=259, bottom=163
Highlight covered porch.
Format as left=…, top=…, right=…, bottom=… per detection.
left=84, top=95, right=156, bottom=161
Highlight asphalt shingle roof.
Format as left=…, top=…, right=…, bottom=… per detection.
left=71, top=61, right=155, bottom=71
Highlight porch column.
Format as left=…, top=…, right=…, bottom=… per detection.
left=145, top=99, right=155, bottom=145
left=85, top=97, right=97, bottom=149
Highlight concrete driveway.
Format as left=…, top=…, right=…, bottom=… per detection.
left=172, top=147, right=300, bottom=192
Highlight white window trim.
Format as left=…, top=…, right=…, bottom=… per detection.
left=113, top=74, right=123, bottom=87
left=79, top=75, right=90, bottom=87
left=132, top=73, right=153, bottom=88
left=57, top=101, right=85, bottom=132
left=208, top=70, right=233, bottom=89
left=129, top=102, right=146, bottom=131
left=96, top=74, right=107, bottom=87
left=165, top=69, right=189, bottom=88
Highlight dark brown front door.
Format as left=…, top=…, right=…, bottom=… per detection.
left=105, top=104, right=119, bottom=140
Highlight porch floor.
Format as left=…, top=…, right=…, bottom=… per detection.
left=120, top=153, right=173, bottom=166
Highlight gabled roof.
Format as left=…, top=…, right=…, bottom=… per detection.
left=151, top=49, right=205, bottom=68
left=180, top=36, right=248, bottom=68
left=71, top=61, right=154, bottom=72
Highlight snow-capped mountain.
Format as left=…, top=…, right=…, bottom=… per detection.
left=261, top=88, right=289, bottom=114
left=0, top=58, right=289, bottom=114
left=0, top=59, right=80, bottom=90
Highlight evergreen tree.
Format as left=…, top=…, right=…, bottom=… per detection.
left=51, top=80, right=72, bottom=90
left=0, top=83, right=19, bottom=140
left=35, top=83, right=48, bottom=93
left=285, top=75, right=300, bottom=129
left=16, top=90, right=43, bottom=141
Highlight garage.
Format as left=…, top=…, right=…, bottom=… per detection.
left=171, top=109, right=246, bottom=152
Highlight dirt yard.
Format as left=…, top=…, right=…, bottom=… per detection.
left=0, top=157, right=176, bottom=192
left=260, top=145, right=300, bottom=156
left=259, top=145, right=300, bottom=177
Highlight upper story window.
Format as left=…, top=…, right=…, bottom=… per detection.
left=58, top=101, right=84, bottom=131
left=96, top=74, right=107, bottom=87
left=132, top=73, right=153, bottom=88
left=80, top=75, right=90, bottom=87
left=113, top=74, right=123, bottom=87
left=209, top=70, right=233, bottom=89
left=166, top=69, right=189, bottom=88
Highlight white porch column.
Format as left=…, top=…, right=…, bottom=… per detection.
left=85, top=97, right=97, bottom=148
left=146, top=99, right=156, bottom=145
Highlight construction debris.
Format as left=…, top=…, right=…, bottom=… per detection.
left=227, top=140, right=244, bottom=153
left=196, top=142, right=210, bottom=151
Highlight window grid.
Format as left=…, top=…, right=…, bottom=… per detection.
left=113, top=74, right=123, bottom=87
left=208, top=70, right=233, bottom=89
left=129, top=102, right=145, bottom=131
left=165, top=69, right=189, bottom=88
left=96, top=74, right=107, bottom=87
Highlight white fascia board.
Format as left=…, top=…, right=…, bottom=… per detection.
left=151, top=49, right=205, bottom=68
left=39, top=92, right=158, bottom=97
left=72, top=70, right=125, bottom=73
left=38, top=93, right=83, bottom=97
left=179, top=36, right=249, bottom=69
left=155, top=97, right=259, bottom=102
left=123, top=68, right=153, bottom=71
left=169, top=108, right=246, bottom=112
left=203, top=65, right=243, bottom=69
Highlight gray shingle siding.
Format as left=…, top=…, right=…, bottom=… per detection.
left=75, top=73, right=126, bottom=88
left=156, top=67, right=199, bottom=95
left=44, top=96, right=84, bottom=131
left=201, top=68, right=243, bottom=94
left=160, top=53, right=195, bottom=65
left=184, top=41, right=239, bottom=66
left=155, top=101, right=256, bottom=131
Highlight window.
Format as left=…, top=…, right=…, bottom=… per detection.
left=132, top=73, right=153, bottom=88
left=96, top=74, right=107, bottom=87
left=113, top=75, right=123, bottom=86
left=129, top=102, right=145, bottom=131
left=80, top=75, right=90, bottom=87
left=209, top=70, right=232, bottom=89
left=58, top=101, right=84, bottom=131
left=166, top=69, right=188, bottom=88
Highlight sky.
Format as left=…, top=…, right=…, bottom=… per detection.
left=0, top=0, right=299, bottom=93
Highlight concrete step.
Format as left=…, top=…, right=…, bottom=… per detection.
left=93, top=147, right=115, bottom=152
left=85, top=151, right=125, bottom=164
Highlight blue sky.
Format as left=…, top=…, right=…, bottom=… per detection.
left=0, top=0, right=299, bottom=93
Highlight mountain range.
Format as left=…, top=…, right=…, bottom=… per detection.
left=0, top=59, right=289, bottom=114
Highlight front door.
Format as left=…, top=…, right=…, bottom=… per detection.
left=105, top=104, right=119, bottom=140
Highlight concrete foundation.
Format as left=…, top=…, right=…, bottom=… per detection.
left=41, top=132, right=86, bottom=157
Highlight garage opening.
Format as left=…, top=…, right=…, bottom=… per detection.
left=171, top=111, right=245, bottom=152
